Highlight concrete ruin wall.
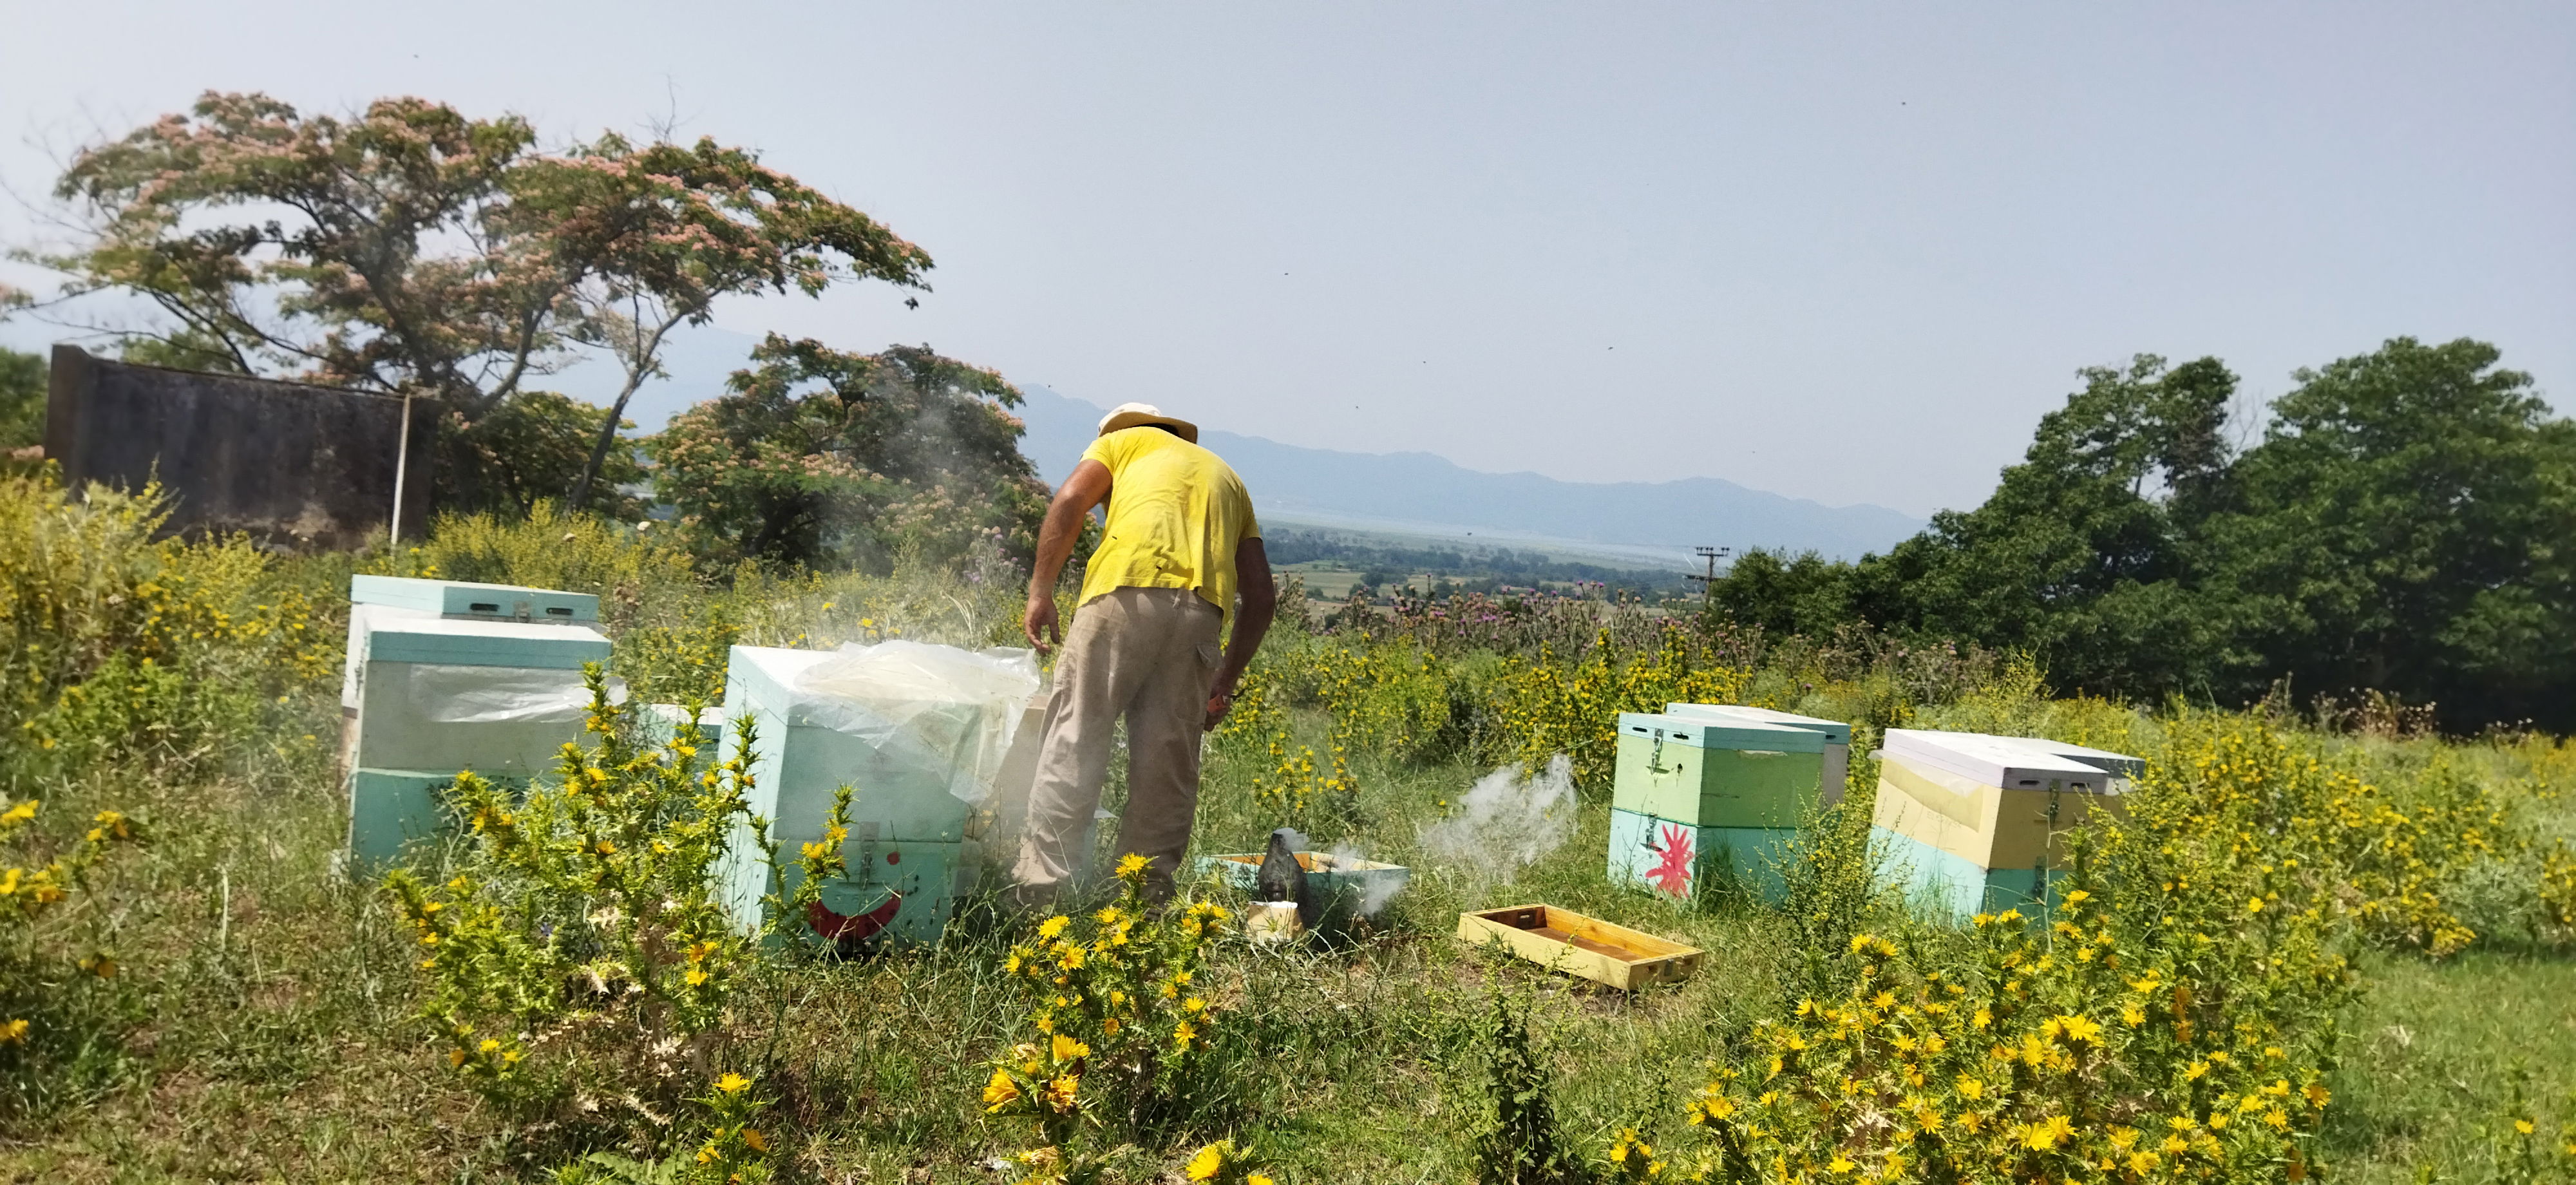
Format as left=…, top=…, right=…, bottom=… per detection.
left=43, top=345, right=439, bottom=550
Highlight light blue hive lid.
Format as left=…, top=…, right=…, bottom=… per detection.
left=351, top=575, right=600, bottom=623
left=1664, top=703, right=1854, bottom=746
left=1616, top=712, right=1825, bottom=754
left=362, top=617, right=612, bottom=669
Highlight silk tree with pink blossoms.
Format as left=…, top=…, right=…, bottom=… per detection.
left=26, top=91, right=932, bottom=511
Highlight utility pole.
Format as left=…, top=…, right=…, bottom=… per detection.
left=1687, top=545, right=1730, bottom=603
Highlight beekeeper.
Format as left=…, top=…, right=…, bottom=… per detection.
left=1016, top=403, right=1275, bottom=901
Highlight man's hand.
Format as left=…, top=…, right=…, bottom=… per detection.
left=1025, top=591, right=1061, bottom=654
left=1203, top=687, right=1233, bottom=732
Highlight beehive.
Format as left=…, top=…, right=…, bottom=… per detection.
left=1607, top=712, right=1823, bottom=905
left=1611, top=712, right=1826, bottom=826
left=716, top=645, right=1029, bottom=943
left=348, top=575, right=600, bottom=623
left=1664, top=703, right=1855, bottom=803
left=800, top=838, right=982, bottom=947
left=344, top=609, right=611, bottom=866
left=1605, top=809, right=1797, bottom=903
left=1870, top=729, right=2137, bottom=922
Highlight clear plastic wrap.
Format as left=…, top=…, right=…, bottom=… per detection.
left=399, top=664, right=627, bottom=724
left=793, top=640, right=1043, bottom=804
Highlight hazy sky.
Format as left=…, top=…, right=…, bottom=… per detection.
left=2, top=3, right=2566, bottom=516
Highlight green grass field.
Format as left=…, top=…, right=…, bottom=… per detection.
left=4, top=700, right=2570, bottom=1183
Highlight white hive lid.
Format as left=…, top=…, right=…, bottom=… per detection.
left=1883, top=729, right=2112, bottom=792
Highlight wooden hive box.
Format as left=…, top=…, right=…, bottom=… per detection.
left=1611, top=712, right=1826, bottom=828
left=1665, top=703, right=1854, bottom=804
left=1455, top=904, right=1703, bottom=991
left=1871, top=729, right=2138, bottom=922
left=346, top=614, right=611, bottom=867
left=1606, top=810, right=1797, bottom=904
left=715, top=645, right=1043, bottom=942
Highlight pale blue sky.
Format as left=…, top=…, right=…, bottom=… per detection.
left=2, top=3, right=2566, bottom=516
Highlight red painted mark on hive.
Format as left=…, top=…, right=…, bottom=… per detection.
left=1649, top=823, right=1694, bottom=897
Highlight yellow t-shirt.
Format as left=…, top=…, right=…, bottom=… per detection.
left=1075, top=427, right=1260, bottom=624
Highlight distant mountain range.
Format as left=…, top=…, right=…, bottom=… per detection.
left=526, top=323, right=1922, bottom=565
left=1016, top=386, right=1924, bottom=565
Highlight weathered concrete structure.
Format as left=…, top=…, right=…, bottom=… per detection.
left=43, top=345, right=438, bottom=549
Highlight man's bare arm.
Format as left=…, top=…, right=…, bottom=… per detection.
left=1024, top=460, right=1112, bottom=654
left=1204, top=536, right=1276, bottom=730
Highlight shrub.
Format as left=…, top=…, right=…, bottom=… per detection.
left=0, top=795, right=144, bottom=1116
left=386, top=670, right=844, bottom=1170
left=983, top=856, right=1233, bottom=1183
left=1470, top=983, right=1588, bottom=1185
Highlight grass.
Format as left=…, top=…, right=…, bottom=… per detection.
left=24, top=706, right=2561, bottom=1182
left=2327, top=949, right=2576, bottom=1185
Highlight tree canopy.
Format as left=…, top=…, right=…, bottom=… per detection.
left=648, top=334, right=1048, bottom=571
left=1708, top=337, right=2575, bottom=732
left=33, top=91, right=931, bottom=511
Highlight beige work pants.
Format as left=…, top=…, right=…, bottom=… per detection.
left=1013, top=587, right=1224, bottom=900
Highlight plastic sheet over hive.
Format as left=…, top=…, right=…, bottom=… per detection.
left=717, top=641, right=1044, bottom=942
left=792, top=640, right=1041, bottom=805
left=341, top=581, right=612, bottom=867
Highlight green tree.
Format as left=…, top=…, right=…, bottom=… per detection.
left=2204, top=337, right=2576, bottom=728
left=647, top=334, right=1048, bottom=571
left=1718, top=355, right=2241, bottom=697
left=32, top=91, right=930, bottom=512
left=437, top=392, right=647, bottom=519
left=0, top=348, right=43, bottom=451
left=1709, top=340, right=2576, bottom=729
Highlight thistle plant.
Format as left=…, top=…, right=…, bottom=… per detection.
left=983, top=854, right=1233, bottom=1182
left=386, top=666, right=848, bottom=1171
left=0, top=795, right=142, bottom=1095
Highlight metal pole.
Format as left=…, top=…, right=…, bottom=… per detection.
left=388, top=393, right=413, bottom=551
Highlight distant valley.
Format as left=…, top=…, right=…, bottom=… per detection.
left=1016, top=386, right=1922, bottom=568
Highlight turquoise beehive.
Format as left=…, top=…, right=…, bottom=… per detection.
left=715, top=644, right=1037, bottom=945
left=343, top=577, right=612, bottom=867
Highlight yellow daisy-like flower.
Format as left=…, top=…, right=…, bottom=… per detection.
left=715, top=1072, right=752, bottom=1094
left=0, top=1018, right=28, bottom=1044
left=1117, top=853, right=1153, bottom=877
left=983, top=1068, right=1021, bottom=1109
left=1037, top=915, right=1071, bottom=940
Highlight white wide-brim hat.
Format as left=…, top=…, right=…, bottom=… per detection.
left=1096, top=402, right=1199, bottom=444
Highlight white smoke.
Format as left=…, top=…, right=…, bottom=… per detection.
left=1417, top=754, right=1575, bottom=885
left=1324, top=840, right=1405, bottom=916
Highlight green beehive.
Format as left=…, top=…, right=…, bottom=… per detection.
left=345, top=611, right=611, bottom=867
left=1611, top=712, right=1826, bottom=828
left=1664, top=703, right=1855, bottom=804
left=349, top=574, right=600, bottom=622
left=1607, top=808, right=1795, bottom=904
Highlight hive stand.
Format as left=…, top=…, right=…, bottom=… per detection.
left=1607, top=712, right=1824, bottom=904
left=1870, top=729, right=2136, bottom=922
left=716, top=646, right=994, bottom=945
left=343, top=585, right=610, bottom=866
